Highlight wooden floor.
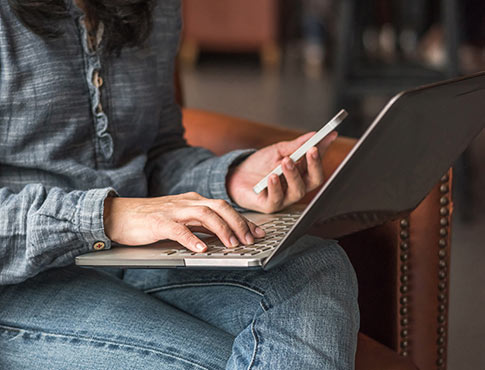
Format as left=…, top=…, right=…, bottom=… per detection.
left=182, top=56, right=485, bottom=370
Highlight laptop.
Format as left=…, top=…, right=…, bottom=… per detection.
left=76, top=72, right=485, bottom=270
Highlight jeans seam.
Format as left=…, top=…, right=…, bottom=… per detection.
left=144, top=281, right=265, bottom=298
left=248, top=319, right=259, bottom=370
left=0, top=323, right=211, bottom=370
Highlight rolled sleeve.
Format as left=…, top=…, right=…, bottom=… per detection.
left=77, top=188, right=118, bottom=251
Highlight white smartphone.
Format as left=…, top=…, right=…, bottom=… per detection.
left=252, top=109, right=348, bottom=194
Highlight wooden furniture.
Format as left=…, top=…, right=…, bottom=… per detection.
left=182, top=108, right=453, bottom=370
left=181, top=0, right=280, bottom=68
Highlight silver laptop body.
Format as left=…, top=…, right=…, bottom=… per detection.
left=76, top=72, right=485, bottom=270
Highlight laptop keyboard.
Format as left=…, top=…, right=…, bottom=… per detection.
left=159, top=212, right=302, bottom=257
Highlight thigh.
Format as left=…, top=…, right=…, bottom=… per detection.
left=0, top=266, right=234, bottom=370
left=125, top=236, right=359, bottom=369
left=124, top=235, right=359, bottom=337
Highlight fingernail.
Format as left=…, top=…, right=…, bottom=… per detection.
left=254, top=227, right=265, bottom=237
left=245, top=232, right=254, bottom=245
left=230, top=236, right=239, bottom=247
left=195, top=243, right=206, bottom=252
left=311, top=149, right=319, bottom=159
left=285, top=159, right=294, bottom=170
left=271, top=176, right=278, bottom=185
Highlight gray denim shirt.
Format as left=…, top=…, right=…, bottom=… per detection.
left=0, top=0, right=251, bottom=285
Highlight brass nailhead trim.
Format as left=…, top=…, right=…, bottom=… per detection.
left=436, top=173, right=450, bottom=368
left=399, top=217, right=411, bottom=357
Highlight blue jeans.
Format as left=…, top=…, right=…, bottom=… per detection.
left=0, top=236, right=359, bottom=369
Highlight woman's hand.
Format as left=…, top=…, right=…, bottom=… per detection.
left=227, top=131, right=337, bottom=213
left=103, top=192, right=265, bottom=252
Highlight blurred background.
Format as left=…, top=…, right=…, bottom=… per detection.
left=179, top=1, right=485, bottom=369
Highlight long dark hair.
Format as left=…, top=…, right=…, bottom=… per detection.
left=7, top=0, right=155, bottom=55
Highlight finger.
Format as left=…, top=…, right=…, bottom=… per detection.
left=187, top=225, right=215, bottom=235
left=246, top=219, right=266, bottom=239
left=304, top=147, right=325, bottom=191
left=276, top=131, right=315, bottom=157
left=281, top=157, right=306, bottom=205
left=316, top=131, right=338, bottom=157
left=182, top=206, right=241, bottom=248
left=205, top=199, right=259, bottom=245
left=266, top=174, right=284, bottom=213
left=166, top=223, right=207, bottom=252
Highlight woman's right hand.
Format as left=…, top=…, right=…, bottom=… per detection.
left=103, top=192, right=265, bottom=252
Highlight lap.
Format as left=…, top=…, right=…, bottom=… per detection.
left=0, top=236, right=358, bottom=369
left=124, top=235, right=358, bottom=336
left=0, top=266, right=234, bottom=370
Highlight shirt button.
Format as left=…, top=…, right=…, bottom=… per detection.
left=93, top=241, right=106, bottom=250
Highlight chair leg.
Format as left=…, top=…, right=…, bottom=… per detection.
left=180, top=40, right=200, bottom=68
left=442, top=0, right=460, bottom=77
left=261, top=42, right=281, bottom=69
left=332, top=0, right=356, bottom=113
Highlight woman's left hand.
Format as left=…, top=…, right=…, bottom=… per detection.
left=227, top=131, right=337, bottom=213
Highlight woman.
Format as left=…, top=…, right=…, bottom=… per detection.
left=0, top=1, right=359, bottom=368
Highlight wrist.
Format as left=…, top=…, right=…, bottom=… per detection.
left=103, top=196, right=116, bottom=241
left=226, top=166, right=241, bottom=206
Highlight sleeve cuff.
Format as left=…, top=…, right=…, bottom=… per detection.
left=77, top=188, right=118, bottom=251
left=208, top=149, right=255, bottom=209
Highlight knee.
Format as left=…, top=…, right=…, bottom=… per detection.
left=274, top=235, right=359, bottom=308
left=309, top=236, right=357, bottom=294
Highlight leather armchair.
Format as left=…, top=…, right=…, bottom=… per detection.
left=182, top=108, right=453, bottom=370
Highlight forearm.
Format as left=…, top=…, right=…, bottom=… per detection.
left=146, top=145, right=254, bottom=208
